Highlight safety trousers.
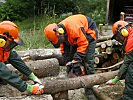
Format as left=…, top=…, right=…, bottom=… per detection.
left=123, top=62, right=133, bottom=100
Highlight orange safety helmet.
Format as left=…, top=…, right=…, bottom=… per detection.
left=112, top=21, right=128, bottom=35
left=44, top=23, right=58, bottom=44
left=0, top=21, right=23, bottom=45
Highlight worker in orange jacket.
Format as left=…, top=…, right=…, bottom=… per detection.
left=106, top=20, right=133, bottom=100
left=0, top=21, right=44, bottom=95
left=44, top=14, right=98, bottom=100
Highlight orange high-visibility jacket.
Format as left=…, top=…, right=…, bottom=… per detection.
left=125, top=28, right=133, bottom=53
left=59, top=14, right=97, bottom=61
left=0, top=48, right=10, bottom=62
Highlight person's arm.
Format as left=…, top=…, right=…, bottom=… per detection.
left=60, top=43, right=72, bottom=64
left=7, top=50, right=42, bottom=84
left=71, top=28, right=89, bottom=61
left=118, top=52, right=133, bottom=79
left=106, top=52, right=133, bottom=85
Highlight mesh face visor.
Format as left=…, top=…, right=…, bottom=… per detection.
left=3, top=40, right=18, bottom=51
left=111, top=30, right=125, bottom=44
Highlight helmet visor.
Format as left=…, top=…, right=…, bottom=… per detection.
left=111, top=31, right=125, bottom=44
left=3, top=40, right=18, bottom=51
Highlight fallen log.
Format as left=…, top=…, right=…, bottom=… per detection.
left=0, top=71, right=118, bottom=98
left=43, top=71, right=118, bottom=94
left=7, top=58, right=60, bottom=78
left=17, top=49, right=61, bottom=58
left=93, top=85, right=112, bottom=100
left=97, top=36, right=112, bottom=42
left=17, top=49, right=65, bottom=66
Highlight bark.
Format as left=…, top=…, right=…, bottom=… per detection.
left=93, top=86, right=112, bottom=100
left=7, top=58, right=60, bottom=78
left=17, top=49, right=65, bottom=66
left=0, top=71, right=118, bottom=97
left=17, top=48, right=61, bottom=59
left=43, top=71, right=118, bottom=94
left=97, top=36, right=112, bottom=42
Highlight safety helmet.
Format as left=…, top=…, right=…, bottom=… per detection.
left=0, top=21, right=23, bottom=45
left=44, top=23, right=58, bottom=44
left=112, top=21, right=129, bottom=37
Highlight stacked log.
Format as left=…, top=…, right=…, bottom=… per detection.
left=95, top=36, right=124, bottom=72
left=16, top=36, right=124, bottom=73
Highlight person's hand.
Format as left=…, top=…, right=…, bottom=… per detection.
left=66, top=60, right=85, bottom=77
left=28, top=72, right=42, bottom=84
left=106, top=76, right=119, bottom=86
left=31, top=83, right=44, bottom=95
left=26, top=83, right=44, bottom=95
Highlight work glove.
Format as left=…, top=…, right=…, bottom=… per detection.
left=66, top=60, right=85, bottom=77
left=28, top=72, right=42, bottom=84
left=106, top=76, right=119, bottom=86
left=26, top=83, right=44, bottom=95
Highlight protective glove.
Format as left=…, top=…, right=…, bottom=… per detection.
left=66, top=61, right=73, bottom=73
left=26, top=83, right=44, bottom=95
left=66, top=60, right=85, bottom=77
left=106, top=76, right=119, bottom=86
left=28, top=72, right=42, bottom=84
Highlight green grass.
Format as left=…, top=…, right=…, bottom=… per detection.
left=14, top=14, right=66, bottom=51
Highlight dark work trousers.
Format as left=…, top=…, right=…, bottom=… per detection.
left=0, top=50, right=32, bottom=92
left=123, top=62, right=133, bottom=100
left=84, top=40, right=97, bottom=100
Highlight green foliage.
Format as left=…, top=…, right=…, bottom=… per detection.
left=0, top=0, right=106, bottom=24
left=0, top=0, right=35, bottom=21
left=43, top=0, right=77, bottom=15
left=74, top=0, right=107, bottom=24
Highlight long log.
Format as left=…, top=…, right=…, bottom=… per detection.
left=0, top=71, right=118, bottom=98
left=17, top=49, right=61, bottom=58
left=17, top=49, right=65, bottom=66
left=97, top=36, right=112, bottom=42
left=7, top=58, right=60, bottom=78
left=43, top=71, right=118, bottom=94
left=93, top=86, right=112, bottom=100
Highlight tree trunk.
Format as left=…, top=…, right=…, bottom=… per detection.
left=17, top=49, right=61, bottom=59
left=93, top=86, right=112, bottom=100
left=17, top=49, right=65, bottom=66
left=97, top=36, right=112, bottom=42
left=43, top=71, right=118, bottom=94
left=7, top=58, right=60, bottom=79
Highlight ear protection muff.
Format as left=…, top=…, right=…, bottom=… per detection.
left=120, top=28, right=128, bottom=37
left=117, top=24, right=129, bottom=37
left=0, top=38, right=6, bottom=47
left=57, top=28, right=64, bottom=34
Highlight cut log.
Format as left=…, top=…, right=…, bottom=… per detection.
left=17, top=49, right=65, bottom=66
left=94, top=56, right=106, bottom=67
left=43, top=71, right=118, bottom=94
left=17, top=49, right=61, bottom=58
left=106, top=40, right=112, bottom=46
left=93, top=86, right=112, bottom=100
left=112, top=53, right=120, bottom=60
left=101, top=43, right=106, bottom=48
left=7, top=58, right=60, bottom=78
left=106, top=47, right=113, bottom=54
left=0, top=71, right=118, bottom=98
left=97, top=36, right=112, bottom=42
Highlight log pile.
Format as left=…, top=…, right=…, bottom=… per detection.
left=95, top=36, right=124, bottom=72
left=0, top=36, right=124, bottom=100
left=16, top=36, right=124, bottom=73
